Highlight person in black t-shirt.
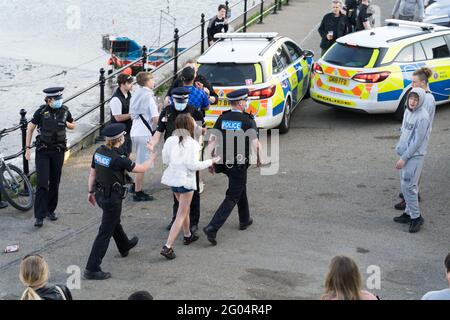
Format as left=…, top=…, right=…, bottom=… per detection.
left=207, top=4, right=229, bottom=46
left=203, top=89, right=262, bottom=246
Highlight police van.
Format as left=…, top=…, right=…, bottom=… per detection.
left=198, top=32, right=314, bottom=133
left=310, top=20, right=450, bottom=119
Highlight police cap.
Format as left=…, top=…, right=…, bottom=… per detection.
left=43, top=87, right=64, bottom=100
left=227, top=88, right=249, bottom=102
left=171, top=87, right=190, bottom=102
left=102, top=123, right=127, bottom=140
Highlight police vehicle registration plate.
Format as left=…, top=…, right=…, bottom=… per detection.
left=217, top=99, right=230, bottom=107
left=328, top=76, right=349, bottom=86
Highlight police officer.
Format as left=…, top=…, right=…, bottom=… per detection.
left=25, top=87, right=76, bottom=228
left=203, top=89, right=262, bottom=245
left=149, top=87, right=206, bottom=234
left=84, top=123, right=156, bottom=280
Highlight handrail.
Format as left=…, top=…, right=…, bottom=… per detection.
left=0, top=0, right=287, bottom=175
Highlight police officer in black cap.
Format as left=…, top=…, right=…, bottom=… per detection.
left=84, top=123, right=157, bottom=280
left=148, top=87, right=206, bottom=234
left=203, top=88, right=262, bottom=245
left=25, top=87, right=76, bottom=228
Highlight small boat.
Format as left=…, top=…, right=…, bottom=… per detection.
left=102, top=35, right=186, bottom=75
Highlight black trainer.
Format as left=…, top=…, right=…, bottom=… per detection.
left=393, top=213, right=411, bottom=224
left=160, top=245, right=176, bottom=259
left=121, top=236, right=139, bottom=257
left=34, top=218, right=44, bottom=228
left=47, top=212, right=58, bottom=221
left=190, top=224, right=199, bottom=234
left=0, top=201, right=8, bottom=209
left=84, top=269, right=111, bottom=280
left=239, top=218, right=253, bottom=230
left=203, top=226, right=217, bottom=246
left=409, top=216, right=424, bottom=233
left=133, top=191, right=154, bottom=202
left=183, top=233, right=199, bottom=245
left=394, top=199, right=406, bottom=211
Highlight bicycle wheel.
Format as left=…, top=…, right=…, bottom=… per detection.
left=0, top=164, right=34, bottom=211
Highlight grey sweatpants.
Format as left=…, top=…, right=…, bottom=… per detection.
left=400, top=156, right=425, bottom=219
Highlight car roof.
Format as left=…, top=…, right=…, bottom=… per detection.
left=198, top=37, right=284, bottom=64
left=336, top=24, right=450, bottom=49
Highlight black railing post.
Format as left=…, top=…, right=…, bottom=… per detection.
left=99, top=68, right=106, bottom=127
left=173, top=28, right=179, bottom=78
left=243, top=0, right=248, bottom=32
left=258, top=0, right=264, bottom=24
left=278, top=0, right=282, bottom=10
left=142, top=45, right=147, bottom=72
left=273, top=0, right=278, bottom=14
left=20, top=109, right=29, bottom=176
left=201, top=13, right=206, bottom=54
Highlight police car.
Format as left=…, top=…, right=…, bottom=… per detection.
left=310, top=20, right=450, bottom=119
left=198, top=32, right=314, bottom=133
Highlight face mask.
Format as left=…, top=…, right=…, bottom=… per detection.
left=52, top=99, right=63, bottom=109
left=174, top=102, right=187, bottom=111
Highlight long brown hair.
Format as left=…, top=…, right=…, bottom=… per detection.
left=174, top=113, right=195, bottom=146
left=322, top=255, right=363, bottom=300
left=19, top=255, right=49, bottom=300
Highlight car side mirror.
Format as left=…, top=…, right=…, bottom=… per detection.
left=304, top=50, right=315, bottom=59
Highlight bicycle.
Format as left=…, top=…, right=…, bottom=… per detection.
left=0, top=129, right=34, bottom=211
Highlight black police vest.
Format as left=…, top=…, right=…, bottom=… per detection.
left=164, top=104, right=198, bottom=141
left=217, top=110, right=255, bottom=167
left=111, top=89, right=132, bottom=134
left=93, top=146, right=127, bottom=188
left=37, top=105, right=69, bottom=149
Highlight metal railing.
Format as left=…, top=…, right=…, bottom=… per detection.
left=0, top=0, right=290, bottom=177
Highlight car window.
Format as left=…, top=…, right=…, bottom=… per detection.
left=272, top=46, right=291, bottom=74
left=284, top=41, right=303, bottom=62
left=395, top=45, right=414, bottom=63
left=421, top=36, right=450, bottom=60
left=198, top=63, right=259, bottom=86
left=414, top=42, right=427, bottom=61
left=324, top=43, right=375, bottom=68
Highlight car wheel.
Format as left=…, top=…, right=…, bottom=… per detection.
left=303, top=77, right=311, bottom=100
left=278, top=98, right=291, bottom=134
left=394, top=90, right=410, bottom=121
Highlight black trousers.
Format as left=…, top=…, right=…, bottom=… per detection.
left=86, top=191, right=130, bottom=272
left=209, top=165, right=250, bottom=231
left=34, top=149, right=65, bottom=219
left=172, top=171, right=200, bottom=227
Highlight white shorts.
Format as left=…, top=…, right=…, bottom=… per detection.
left=132, top=136, right=150, bottom=164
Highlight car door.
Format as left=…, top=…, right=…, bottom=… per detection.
left=421, top=35, right=450, bottom=103
left=272, top=44, right=292, bottom=103
left=283, top=41, right=309, bottom=105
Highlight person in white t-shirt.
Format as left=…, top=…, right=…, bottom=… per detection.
left=130, top=72, right=159, bottom=202
left=422, top=252, right=450, bottom=300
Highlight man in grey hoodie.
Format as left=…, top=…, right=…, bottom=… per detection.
left=394, top=87, right=430, bottom=233
left=392, top=0, right=425, bottom=22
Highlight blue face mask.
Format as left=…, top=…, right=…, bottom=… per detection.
left=52, top=99, right=63, bottom=109
left=174, top=101, right=187, bottom=111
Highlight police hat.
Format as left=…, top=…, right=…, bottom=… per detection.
left=43, top=87, right=64, bottom=100
left=171, top=87, right=190, bottom=102
left=102, top=123, right=127, bottom=140
left=227, top=88, right=249, bottom=102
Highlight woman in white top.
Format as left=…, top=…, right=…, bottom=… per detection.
left=130, top=72, right=159, bottom=202
left=160, top=114, right=220, bottom=259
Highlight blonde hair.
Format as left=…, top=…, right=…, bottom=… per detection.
left=19, top=255, right=49, bottom=300
left=105, top=135, right=124, bottom=149
left=413, top=67, right=433, bottom=84
left=322, top=255, right=363, bottom=300
left=136, top=71, right=153, bottom=87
